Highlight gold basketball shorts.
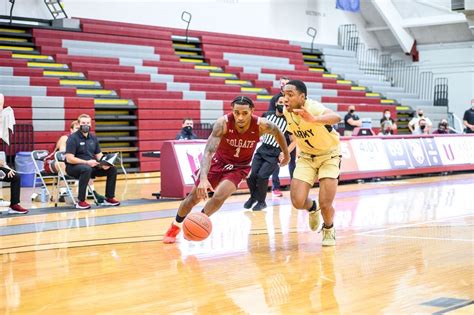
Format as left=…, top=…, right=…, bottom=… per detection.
left=293, top=150, right=341, bottom=185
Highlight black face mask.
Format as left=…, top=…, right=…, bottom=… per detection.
left=420, top=125, right=426, bottom=130
left=183, top=126, right=193, bottom=134
left=276, top=105, right=284, bottom=113
left=349, top=109, right=355, bottom=114
left=80, top=125, right=90, bottom=133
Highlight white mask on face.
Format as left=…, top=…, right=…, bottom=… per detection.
left=384, top=113, right=390, bottom=119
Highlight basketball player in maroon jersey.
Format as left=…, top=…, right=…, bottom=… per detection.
left=163, top=96, right=290, bottom=243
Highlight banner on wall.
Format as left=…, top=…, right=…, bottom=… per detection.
left=160, top=136, right=474, bottom=198
left=350, top=138, right=391, bottom=171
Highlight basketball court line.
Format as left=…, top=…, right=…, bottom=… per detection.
left=355, top=233, right=473, bottom=242
left=355, top=213, right=474, bottom=236
left=0, top=227, right=312, bottom=254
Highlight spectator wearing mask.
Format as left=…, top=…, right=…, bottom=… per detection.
left=43, top=120, right=105, bottom=203
left=343, top=105, right=362, bottom=136
left=65, top=114, right=120, bottom=209
left=176, top=118, right=198, bottom=140
left=379, top=109, right=397, bottom=135
left=408, top=109, right=432, bottom=134
left=268, top=76, right=290, bottom=112
left=433, top=119, right=456, bottom=134
left=416, top=118, right=430, bottom=135
left=463, top=99, right=474, bottom=134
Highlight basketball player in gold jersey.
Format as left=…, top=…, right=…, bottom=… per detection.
left=283, top=80, right=341, bottom=246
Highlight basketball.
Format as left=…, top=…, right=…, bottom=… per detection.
left=183, top=212, right=212, bottom=241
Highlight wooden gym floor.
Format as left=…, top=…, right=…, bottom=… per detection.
left=0, top=173, right=473, bottom=314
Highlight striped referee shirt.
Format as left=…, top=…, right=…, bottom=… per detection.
left=262, top=113, right=287, bottom=148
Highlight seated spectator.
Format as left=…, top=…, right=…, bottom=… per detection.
left=463, top=100, right=474, bottom=134
left=379, top=109, right=397, bottom=135
left=0, top=159, right=27, bottom=214
left=65, top=114, right=120, bottom=209
left=176, top=118, right=198, bottom=140
left=432, top=119, right=456, bottom=134
left=343, top=105, right=362, bottom=136
left=408, top=109, right=432, bottom=134
left=416, top=118, right=430, bottom=135
left=43, top=120, right=105, bottom=203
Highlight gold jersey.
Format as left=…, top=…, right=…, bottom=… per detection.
left=284, top=99, right=340, bottom=155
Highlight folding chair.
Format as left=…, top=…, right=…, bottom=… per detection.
left=54, top=151, right=98, bottom=207
left=31, top=150, right=58, bottom=200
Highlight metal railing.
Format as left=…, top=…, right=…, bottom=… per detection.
left=434, top=78, right=448, bottom=106
left=447, top=112, right=463, bottom=133
left=0, top=124, right=34, bottom=165
left=337, top=24, right=442, bottom=101
left=306, top=27, right=318, bottom=53
left=181, top=11, right=192, bottom=43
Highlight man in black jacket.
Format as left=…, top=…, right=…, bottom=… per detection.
left=176, top=118, right=198, bottom=140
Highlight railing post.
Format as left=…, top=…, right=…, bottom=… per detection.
left=306, top=27, right=317, bottom=53
left=181, top=11, right=192, bottom=43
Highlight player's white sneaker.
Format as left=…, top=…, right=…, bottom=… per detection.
left=322, top=226, right=336, bottom=246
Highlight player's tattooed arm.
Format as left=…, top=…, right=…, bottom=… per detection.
left=259, top=118, right=290, bottom=166
left=200, top=117, right=226, bottom=180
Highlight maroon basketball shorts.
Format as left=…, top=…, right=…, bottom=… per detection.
left=194, top=159, right=250, bottom=189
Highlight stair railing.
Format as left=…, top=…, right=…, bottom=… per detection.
left=306, top=27, right=317, bottom=54
left=181, top=11, right=192, bottom=43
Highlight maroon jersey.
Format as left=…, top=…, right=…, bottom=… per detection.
left=213, top=113, right=261, bottom=166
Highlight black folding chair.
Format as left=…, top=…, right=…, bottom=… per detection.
left=54, top=151, right=98, bottom=207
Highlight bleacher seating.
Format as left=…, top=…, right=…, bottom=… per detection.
left=5, top=96, right=95, bottom=150
left=0, top=18, right=404, bottom=172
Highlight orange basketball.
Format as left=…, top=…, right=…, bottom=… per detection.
left=183, top=212, right=212, bottom=241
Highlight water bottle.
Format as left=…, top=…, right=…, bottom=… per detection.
left=40, top=186, right=47, bottom=203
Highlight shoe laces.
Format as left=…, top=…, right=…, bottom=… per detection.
left=321, top=227, right=335, bottom=239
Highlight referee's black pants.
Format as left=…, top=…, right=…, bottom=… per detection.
left=247, top=144, right=280, bottom=203
left=272, top=149, right=295, bottom=189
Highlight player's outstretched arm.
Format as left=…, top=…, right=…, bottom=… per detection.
left=294, top=107, right=341, bottom=125
left=200, top=117, right=226, bottom=180
left=259, top=118, right=290, bottom=166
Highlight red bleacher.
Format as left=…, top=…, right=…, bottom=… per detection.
left=13, top=17, right=397, bottom=173
left=5, top=96, right=95, bottom=150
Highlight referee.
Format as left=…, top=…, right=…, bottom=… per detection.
left=244, top=96, right=290, bottom=211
